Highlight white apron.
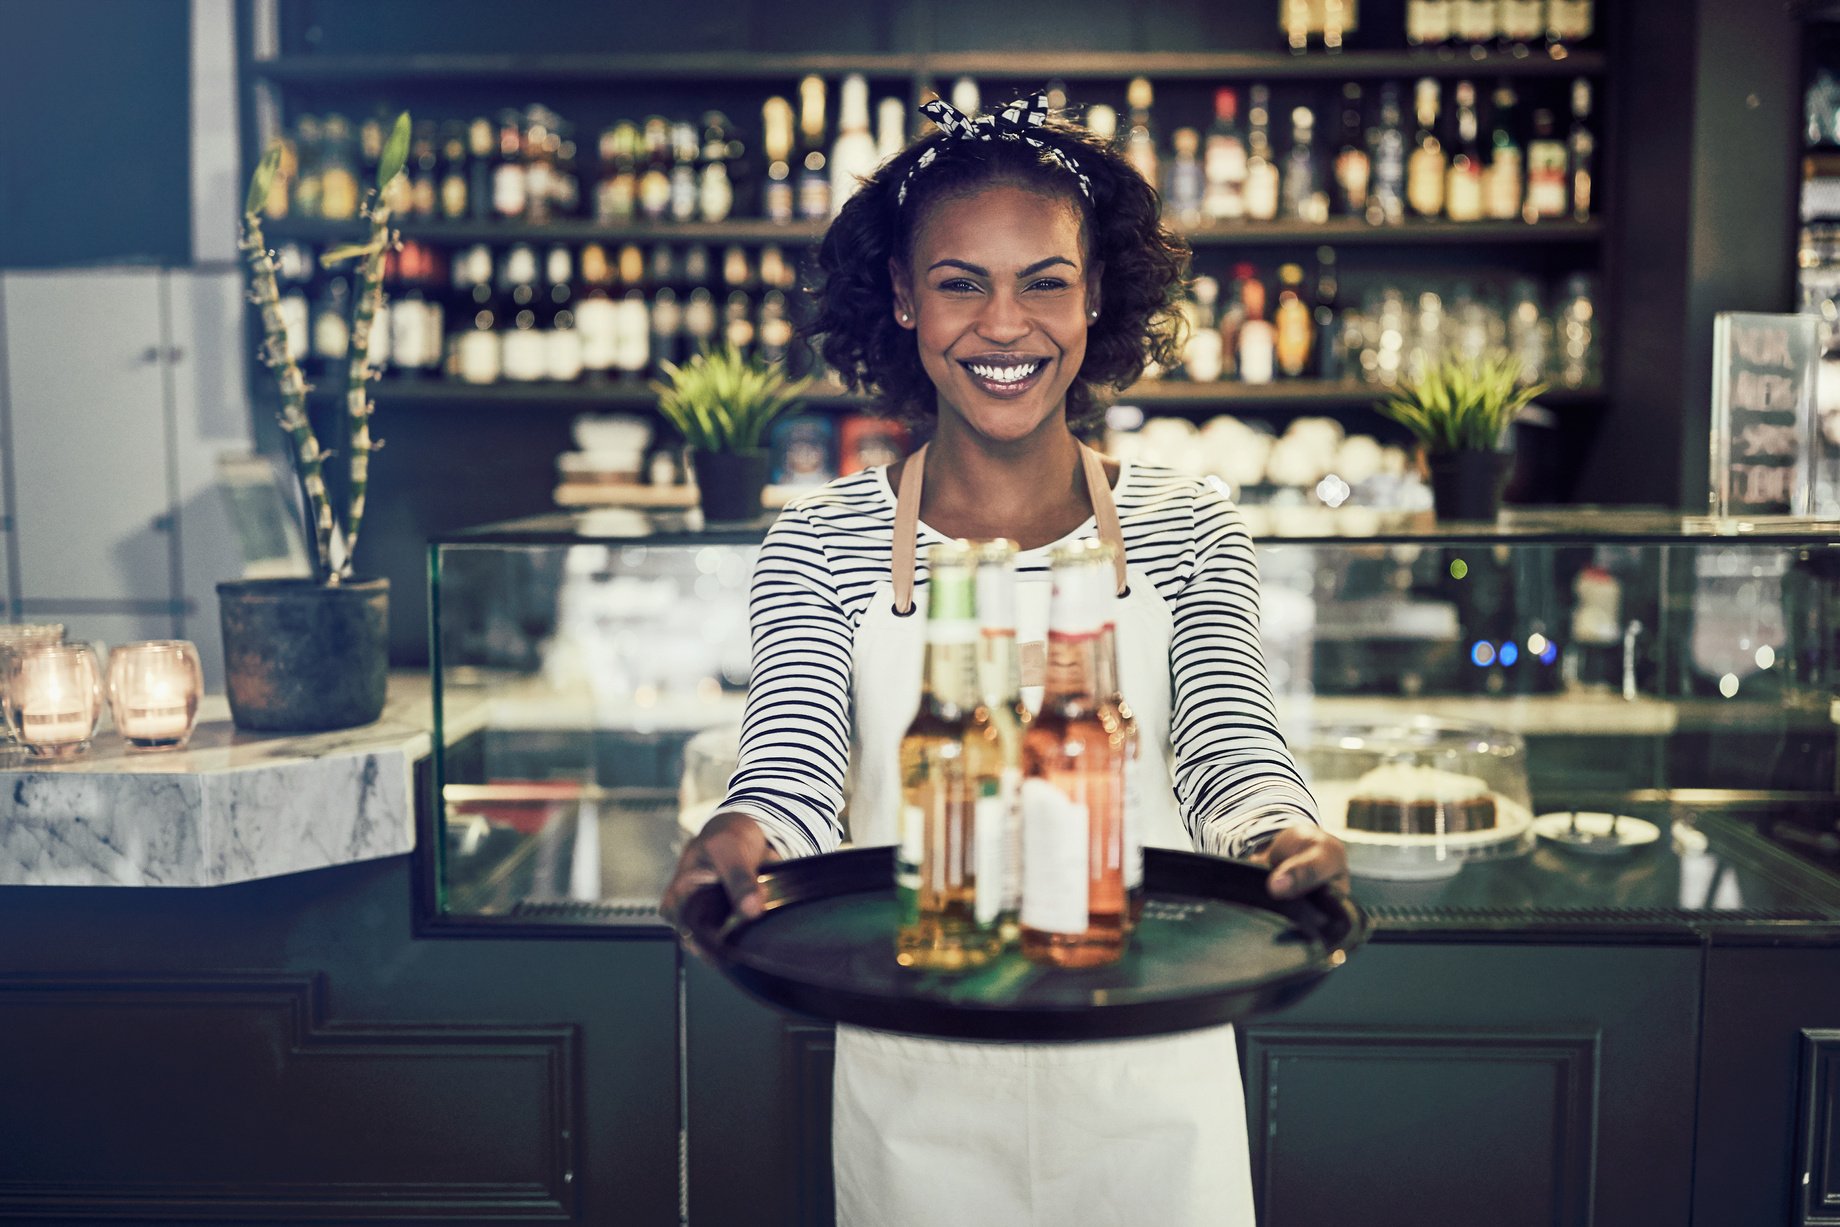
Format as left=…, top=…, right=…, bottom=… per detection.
left=834, top=443, right=1255, bottom=1227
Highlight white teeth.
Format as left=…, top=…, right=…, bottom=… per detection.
left=968, top=361, right=1041, bottom=384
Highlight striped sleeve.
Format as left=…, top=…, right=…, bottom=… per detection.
left=1169, top=484, right=1320, bottom=858
left=716, top=506, right=852, bottom=858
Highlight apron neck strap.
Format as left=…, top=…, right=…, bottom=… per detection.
left=890, top=441, right=1128, bottom=613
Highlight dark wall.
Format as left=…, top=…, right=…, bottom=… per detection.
left=0, top=0, right=192, bottom=269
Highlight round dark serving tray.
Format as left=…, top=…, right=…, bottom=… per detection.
left=680, top=846, right=1369, bottom=1041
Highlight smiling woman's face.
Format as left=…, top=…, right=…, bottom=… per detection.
left=892, top=183, right=1099, bottom=445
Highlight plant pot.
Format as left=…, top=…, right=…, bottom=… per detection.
left=1427, top=451, right=1515, bottom=521
left=691, top=449, right=772, bottom=523
left=216, top=577, right=389, bottom=733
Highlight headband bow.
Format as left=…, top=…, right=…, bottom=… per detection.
left=898, top=90, right=1094, bottom=205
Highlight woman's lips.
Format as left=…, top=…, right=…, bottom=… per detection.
left=959, top=358, right=1048, bottom=399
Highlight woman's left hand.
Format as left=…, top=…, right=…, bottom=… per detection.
left=1256, top=825, right=1350, bottom=900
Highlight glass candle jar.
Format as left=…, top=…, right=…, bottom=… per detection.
left=106, top=640, right=204, bottom=750
left=0, top=623, right=66, bottom=745
left=5, top=642, right=103, bottom=758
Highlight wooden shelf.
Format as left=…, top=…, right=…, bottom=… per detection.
left=347, top=378, right=1601, bottom=411
left=264, top=216, right=1599, bottom=248
left=250, top=49, right=1606, bottom=85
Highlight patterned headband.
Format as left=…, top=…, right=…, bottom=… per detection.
left=897, top=91, right=1095, bottom=206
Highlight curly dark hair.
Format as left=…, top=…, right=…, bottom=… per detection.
left=805, top=112, right=1191, bottom=431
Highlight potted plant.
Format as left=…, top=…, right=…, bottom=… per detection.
left=653, top=344, right=808, bottom=522
left=1378, top=353, right=1547, bottom=521
left=219, top=113, right=410, bottom=732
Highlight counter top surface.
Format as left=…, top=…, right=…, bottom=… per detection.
left=0, top=674, right=452, bottom=889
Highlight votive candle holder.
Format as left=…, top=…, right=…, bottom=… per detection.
left=107, top=640, right=204, bottom=750
left=6, top=642, right=104, bottom=759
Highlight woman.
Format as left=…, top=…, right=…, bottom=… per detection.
left=662, top=93, right=1348, bottom=1226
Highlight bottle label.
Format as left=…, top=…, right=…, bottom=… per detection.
left=973, top=784, right=1004, bottom=926
left=493, top=164, right=527, bottom=217
left=1445, top=162, right=1483, bottom=222
left=1501, top=0, right=1543, bottom=39
left=897, top=802, right=924, bottom=926
left=1245, top=159, right=1281, bottom=222
left=1528, top=143, right=1568, bottom=216
left=1486, top=150, right=1524, bottom=220
left=1020, top=778, right=1089, bottom=936
left=1122, top=755, right=1144, bottom=893
left=456, top=330, right=501, bottom=385
left=1407, top=148, right=1446, bottom=217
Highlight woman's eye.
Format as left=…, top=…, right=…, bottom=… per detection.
left=936, top=278, right=980, bottom=293
left=1028, top=278, right=1069, bottom=292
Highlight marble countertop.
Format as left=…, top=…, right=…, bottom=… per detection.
left=0, top=673, right=453, bottom=889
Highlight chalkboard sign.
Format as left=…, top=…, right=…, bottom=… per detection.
left=1710, top=312, right=1819, bottom=517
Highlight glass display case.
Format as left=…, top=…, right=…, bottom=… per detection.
left=428, top=508, right=1840, bottom=930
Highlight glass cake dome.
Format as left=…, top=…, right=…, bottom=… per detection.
left=1299, top=716, right=1535, bottom=880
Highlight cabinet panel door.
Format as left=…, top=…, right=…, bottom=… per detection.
left=3, top=270, right=175, bottom=605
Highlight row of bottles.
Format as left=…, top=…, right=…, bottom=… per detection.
left=261, top=74, right=900, bottom=226
left=1127, top=75, right=1593, bottom=227
left=1279, top=0, right=1595, bottom=55
left=267, top=239, right=816, bottom=385
left=898, top=539, right=1141, bottom=971
left=1157, top=251, right=1599, bottom=390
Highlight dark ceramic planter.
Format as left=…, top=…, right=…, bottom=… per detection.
left=216, top=577, right=389, bottom=733
left=692, top=449, right=772, bottom=522
left=1427, top=451, right=1515, bottom=521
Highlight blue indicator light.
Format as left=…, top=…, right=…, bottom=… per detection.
left=1538, top=641, right=1559, bottom=666
left=1499, top=641, right=1520, bottom=667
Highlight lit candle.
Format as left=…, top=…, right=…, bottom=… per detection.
left=107, top=641, right=203, bottom=750
left=8, top=643, right=102, bottom=758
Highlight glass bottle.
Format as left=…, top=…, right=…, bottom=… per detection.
left=596, top=122, right=639, bottom=222
left=638, top=117, right=673, bottom=222
left=878, top=96, right=907, bottom=163
left=761, top=96, right=796, bottom=223
left=292, top=114, right=325, bottom=219
left=544, top=245, right=583, bottom=383
left=1125, top=77, right=1160, bottom=190
left=408, top=120, right=439, bottom=218
left=1167, top=127, right=1205, bottom=227
left=1314, top=246, right=1342, bottom=381
left=1524, top=107, right=1568, bottom=221
left=830, top=73, right=880, bottom=216
left=797, top=75, right=832, bottom=220
left=974, top=539, right=1029, bottom=945
left=439, top=122, right=470, bottom=219
left=699, top=112, right=736, bottom=222
left=1090, top=541, right=1143, bottom=929
left=1444, top=80, right=1484, bottom=222
left=576, top=243, right=618, bottom=381
left=1245, top=84, right=1281, bottom=222
left=1274, top=262, right=1316, bottom=378
left=493, top=111, right=528, bottom=221
left=1203, top=88, right=1249, bottom=223
left=1568, top=78, right=1595, bottom=222
left=1406, top=0, right=1453, bottom=48
left=1407, top=78, right=1447, bottom=219
left=466, top=117, right=495, bottom=221
left=1545, top=0, right=1592, bottom=53
left=1367, top=81, right=1407, bottom=226
left=668, top=120, right=700, bottom=224
left=1282, top=105, right=1320, bottom=223
left=898, top=541, right=1006, bottom=970
left=1333, top=83, right=1369, bottom=218
left=1022, top=541, right=1125, bottom=968
left=1186, top=276, right=1225, bottom=383
left=1484, top=81, right=1525, bottom=220
left=321, top=114, right=362, bottom=221
left=1237, top=270, right=1277, bottom=384
left=1499, top=0, right=1545, bottom=53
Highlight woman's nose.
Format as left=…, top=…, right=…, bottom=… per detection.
left=975, top=290, right=1030, bottom=344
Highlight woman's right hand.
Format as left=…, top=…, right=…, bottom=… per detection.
left=659, top=811, right=780, bottom=927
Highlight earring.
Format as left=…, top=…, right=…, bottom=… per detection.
left=1089, top=309, right=1099, bottom=321
left=899, top=311, right=911, bottom=323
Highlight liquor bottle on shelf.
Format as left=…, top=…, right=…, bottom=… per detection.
left=683, top=286, right=718, bottom=355
left=1245, top=85, right=1281, bottom=222
left=1333, top=82, right=1369, bottom=218
left=668, top=121, right=700, bottom=224
left=359, top=115, right=384, bottom=184
left=1166, top=127, right=1205, bottom=227
left=758, top=290, right=793, bottom=367
left=320, top=115, right=361, bottom=221
left=762, top=96, right=796, bottom=223
left=1546, top=0, right=1593, bottom=52
left=638, top=117, right=673, bottom=222
left=797, top=75, right=833, bottom=220
left=650, top=243, right=680, bottom=289
left=1186, top=276, right=1225, bottom=382
left=1090, top=541, right=1142, bottom=929
left=1556, top=273, right=1597, bottom=388
left=1086, top=103, right=1119, bottom=149
left=1021, top=541, right=1124, bottom=969
left=1455, top=0, right=1496, bottom=53
left=1124, top=77, right=1159, bottom=191
left=544, top=245, right=582, bottom=383
left=1406, top=0, right=1452, bottom=49
left=1237, top=270, right=1276, bottom=384
left=831, top=73, right=880, bottom=215
left=974, top=539, right=1028, bottom=945
left=576, top=244, right=618, bottom=382
left=465, top=118, right=494, bottom=221
left=1524, top=107, right=1567, bottom=221
left=499, top=245, right=545, bottom=383
left=1281, top=0, right=1313, bottom=54
left=699, top=113, right=736, bottom=223
left=758, top=244, right=792, bottom=292
left=439, top=123, right=469, bottom=219
left=524, top=109, right=558, bottom=225
left=877, top=96, right=907, bottom=163
left=724, top=290, right=756, bottom=354
left=617, top=243, right=645, bottom=291
left=898, top=541, right=1006, bottom=971
left=1406, top=78, right=1447, bottom=219
left=1219, top=262, right=1253, bottom=378
left=309, top=275, right=351, bottom=377
left=1485, top=81, right=1525, bottom=220
left=614, top=288, right=651, bottom=380
left=494, top=112, right=528, bottom=221
left=650, top=287, right=683, bottom=373
left=553, top=126, right=581, bottom=218
left=292, top=115, right=324, bottom=219
left=1313, top=246, right=1341, bottom=380
left=1281, top=105, right=1322, bottom=222
left=1274, top=262, right=1315, bottom=378
left=456, top=295, right=501, bottom=386
left=408, top=121, right=438, bottom=218
left=1445, top=80, right=1484, bottom=221
left=596, top=122, right=639, bottom=223
left=722, top=245, right=752, bottom=289
left=951, top=76, right=981, bottom=120
left=1368, top=80, right=1407, bottom=225
left=1568, top=78, right=1595, bottom=221
left=1203, top=88, right=1248, bottom=223
left=1499, top=0, right=1545, bottom=54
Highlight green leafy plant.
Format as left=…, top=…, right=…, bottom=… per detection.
left=1377, top=353, right=1548, bottom=455
left=652, top=345, right=809, bottom=453
left=239, top=111, right=410, bottom=583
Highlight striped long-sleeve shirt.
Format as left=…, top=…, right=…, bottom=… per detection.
left=717, top=462, right=1319, bottom=860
